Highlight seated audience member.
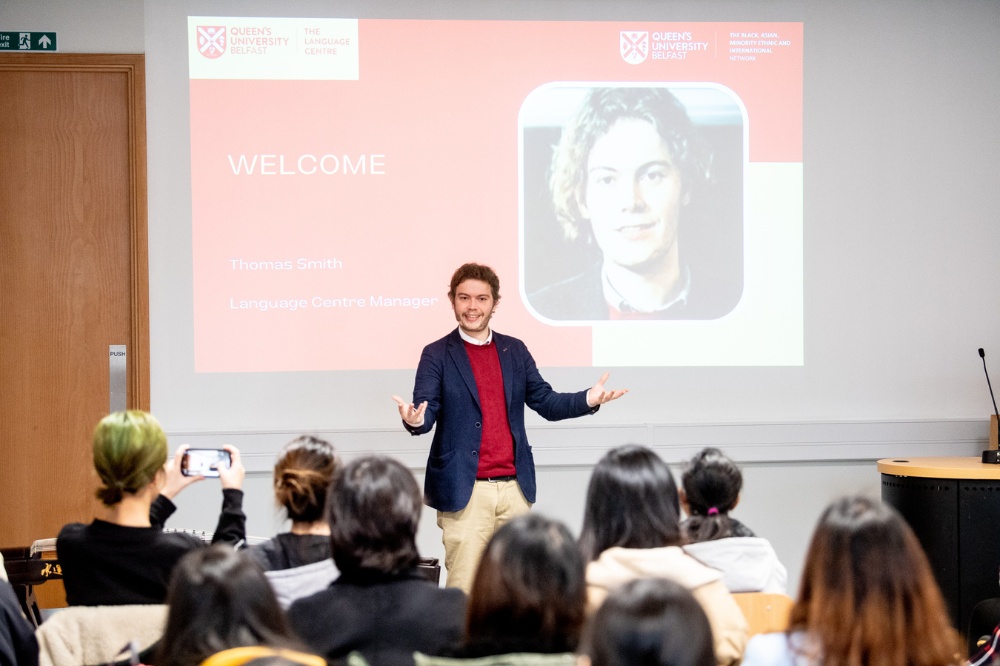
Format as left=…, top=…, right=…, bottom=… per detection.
left=585, top=577, right=715, bottom=666
left=288, top=456, right=465, bottom=666
left=454, top=513, right=586, bottom=658
left=741, top=496, right=961, bottom=666
left=156, top=546, right=321, bottom=666
left=579, top=445, right=747, bottom=666
left=0, top=579, right=38, bottom=666
left=246, top=435, right=339, bottom=606
left=57, top=410, right=246, bottom=606
left=679, top=447, right=787, bottom=594
left=247, top=435, right=338, bottom=570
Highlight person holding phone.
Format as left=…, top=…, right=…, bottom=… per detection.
left=56, top=410, right=247, bottom=606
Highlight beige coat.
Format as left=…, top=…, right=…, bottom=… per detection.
left=586, top=546, right=748, bottom=666
left=35, top=604, right=167, bottom=666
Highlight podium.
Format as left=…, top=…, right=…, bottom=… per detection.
left=879, top=457, right=1000, bottom=632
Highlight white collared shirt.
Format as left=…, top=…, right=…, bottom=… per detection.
left=458, top=327, right=492, bottom=346
left=602, top=264, right=691, bottom=314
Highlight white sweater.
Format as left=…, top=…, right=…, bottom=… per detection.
left=683, top=536, right=788, bottom=594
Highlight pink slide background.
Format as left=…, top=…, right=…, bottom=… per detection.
left=190, top=19, right=802, bottom=372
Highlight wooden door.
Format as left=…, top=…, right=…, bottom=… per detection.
left=0, top=54, right=148, bottom=569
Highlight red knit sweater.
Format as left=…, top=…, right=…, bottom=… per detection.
left=464, top=340, right=516, bottom=478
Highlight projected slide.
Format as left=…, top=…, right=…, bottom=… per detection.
left=188, top=18, right=802, bottom=372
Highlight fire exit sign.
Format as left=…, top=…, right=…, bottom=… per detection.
left=0, top=32, right=57, bottom=51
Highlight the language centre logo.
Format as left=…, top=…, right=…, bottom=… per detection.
left=197, top=26, right=227, bottom=59
left=620, top=31, right=649, bottom=64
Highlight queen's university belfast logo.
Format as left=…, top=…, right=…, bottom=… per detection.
left=197, top=26, right=227, bottom=58
left=620, top=31, right=648, bottom=64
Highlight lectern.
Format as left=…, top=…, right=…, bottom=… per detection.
left=879, top=457, right=1000, bottom=632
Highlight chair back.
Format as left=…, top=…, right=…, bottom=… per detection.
left=732, top=592, right=794, bottom=637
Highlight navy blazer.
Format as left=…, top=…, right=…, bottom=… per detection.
left=406, top=329, right=596, bottom=512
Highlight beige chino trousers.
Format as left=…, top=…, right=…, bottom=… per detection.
left=436, top=478, right=531, bottom=593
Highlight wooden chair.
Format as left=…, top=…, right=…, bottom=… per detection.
left=732, top=592, right=794, bottom=637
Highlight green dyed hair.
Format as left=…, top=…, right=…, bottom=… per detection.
left=92, top=410, right=168, bottom=506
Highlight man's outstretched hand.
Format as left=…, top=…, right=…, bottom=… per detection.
left=586, top=372, right=629, bottom=408
left=392, top=395, right=427, bottom=428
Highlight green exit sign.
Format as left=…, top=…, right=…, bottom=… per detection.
left=0, top=32, right=57, bottom=52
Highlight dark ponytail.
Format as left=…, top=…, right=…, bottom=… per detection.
left=681, top=447, right=742, bottom=543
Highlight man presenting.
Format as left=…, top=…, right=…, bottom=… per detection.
left=392, top=262, right=627, bottom=591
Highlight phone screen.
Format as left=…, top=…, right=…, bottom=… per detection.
left=181, top=449, right=232, bottom=477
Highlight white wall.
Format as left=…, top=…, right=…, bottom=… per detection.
left=5, top=0, right=999, bottom=594
left=0, top=0, right=144, bottom=52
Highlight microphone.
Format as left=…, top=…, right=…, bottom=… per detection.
left=979, top=348, right=1000, bottom=464
left=979, top=348, right=999, bottom=418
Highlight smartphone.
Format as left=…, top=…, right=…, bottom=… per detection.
left=181, top=448, right=232, bottom=477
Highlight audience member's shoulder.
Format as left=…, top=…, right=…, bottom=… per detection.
left=436, top=584, right=466, bottom=606
left=405, top=576, right=465, bottom=605
left=383, top=576, right=465, bottom=624
left=245, top=538, right=281, bottom=570
left=58, top=520, right=201, bottom=548
left=730, top=518, right=756, bottom=538
left=56, top=521, right=86, bottom=541
left=55, top=522, right=90, bottom=556
left=288, top=584, right=332, bottom=614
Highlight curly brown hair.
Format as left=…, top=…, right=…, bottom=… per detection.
left=448, top=263, right=501, bottom=303
left=549, top=86, right=712, bottom=244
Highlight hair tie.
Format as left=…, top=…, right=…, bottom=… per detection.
left=707, top=507, right=719, bottom=516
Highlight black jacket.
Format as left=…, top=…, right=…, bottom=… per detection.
left=288, top=568, right=465, bottom=666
